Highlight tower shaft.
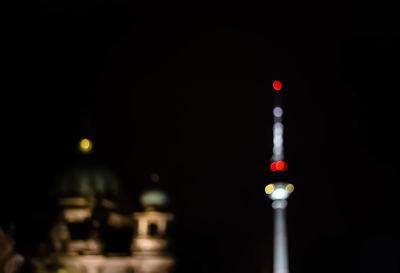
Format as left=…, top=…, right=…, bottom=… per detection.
left=273, top=200, right=289, bottom=273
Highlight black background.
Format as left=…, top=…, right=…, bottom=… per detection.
left=2, top=1, right=400, bottom=273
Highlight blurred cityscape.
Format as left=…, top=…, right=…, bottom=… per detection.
left=2, top=2, right=400, bottom=273
left=1, top=138, right=176, bottom=273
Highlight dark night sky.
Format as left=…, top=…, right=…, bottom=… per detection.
left=2, top=1, right=400, bottom=273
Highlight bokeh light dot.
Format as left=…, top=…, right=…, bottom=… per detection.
left=265, top=184, right=275, bottom=194
left=276, top=161, right=287, bottom=171
left=273, top=81, right=282, bottom=91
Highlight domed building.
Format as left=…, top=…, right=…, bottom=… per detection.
left=32, top=139, right=175, bottom=273
left=51, top=165, right=132, bottom=256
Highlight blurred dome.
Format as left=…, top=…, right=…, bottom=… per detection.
left=140, top=189, right=168, bottom=210
left=54, top=166, right=119, bottom=199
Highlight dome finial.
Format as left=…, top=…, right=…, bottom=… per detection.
left=150, top=172, right=160, bottom=183
left=78, top=138, right=93, bottom=154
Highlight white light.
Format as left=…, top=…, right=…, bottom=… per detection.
left=272, top=200, right=288, bottom=209
left=273, top=135, right=283, bottom=146
left=273, top=122, right=284, bottom=133
left=273, top=107, right=283, bottom=117
left=271, top=188, right=289, bottom=200
left=268, top=183, right=292, bottom=201
left=272, top=154, right=284, bottom=162
left=273, top=146, right=283, bottom=155
left=273, top=122, right=283, bottom=129
left=273, top=129, right=283, bottom=137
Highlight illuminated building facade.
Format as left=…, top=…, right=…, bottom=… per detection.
left=49, top=195, right=174, bottom=273
left=32, top=139, right=175, bottom=273
left=0, top=225, right=24, bottom=273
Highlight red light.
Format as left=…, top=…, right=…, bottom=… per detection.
left=273, top=81, right=282, bottom=91
left=270, top=161, right=287, bottom=172
left=276, top=161, right=287, bottom=171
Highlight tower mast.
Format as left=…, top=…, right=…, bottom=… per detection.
left=265, top=81, right=294, bottom=273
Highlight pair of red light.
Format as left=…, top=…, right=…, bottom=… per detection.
left=270, top=161, right=287, bottom=172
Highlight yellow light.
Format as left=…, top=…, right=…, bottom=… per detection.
left=265, top=184, right=275, bottom=195
left=286, top=183, right=294, bottom=193
left=79, top=138, right=93, bottom=153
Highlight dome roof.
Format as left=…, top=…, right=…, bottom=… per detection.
left=54, top=165, right=119, bottom=199
left=139, top=188, right=168, bottom=210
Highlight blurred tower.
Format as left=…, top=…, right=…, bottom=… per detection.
left=265, top=81, right=294, bottom=273
left=265, top=183, right=293, bottom=273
